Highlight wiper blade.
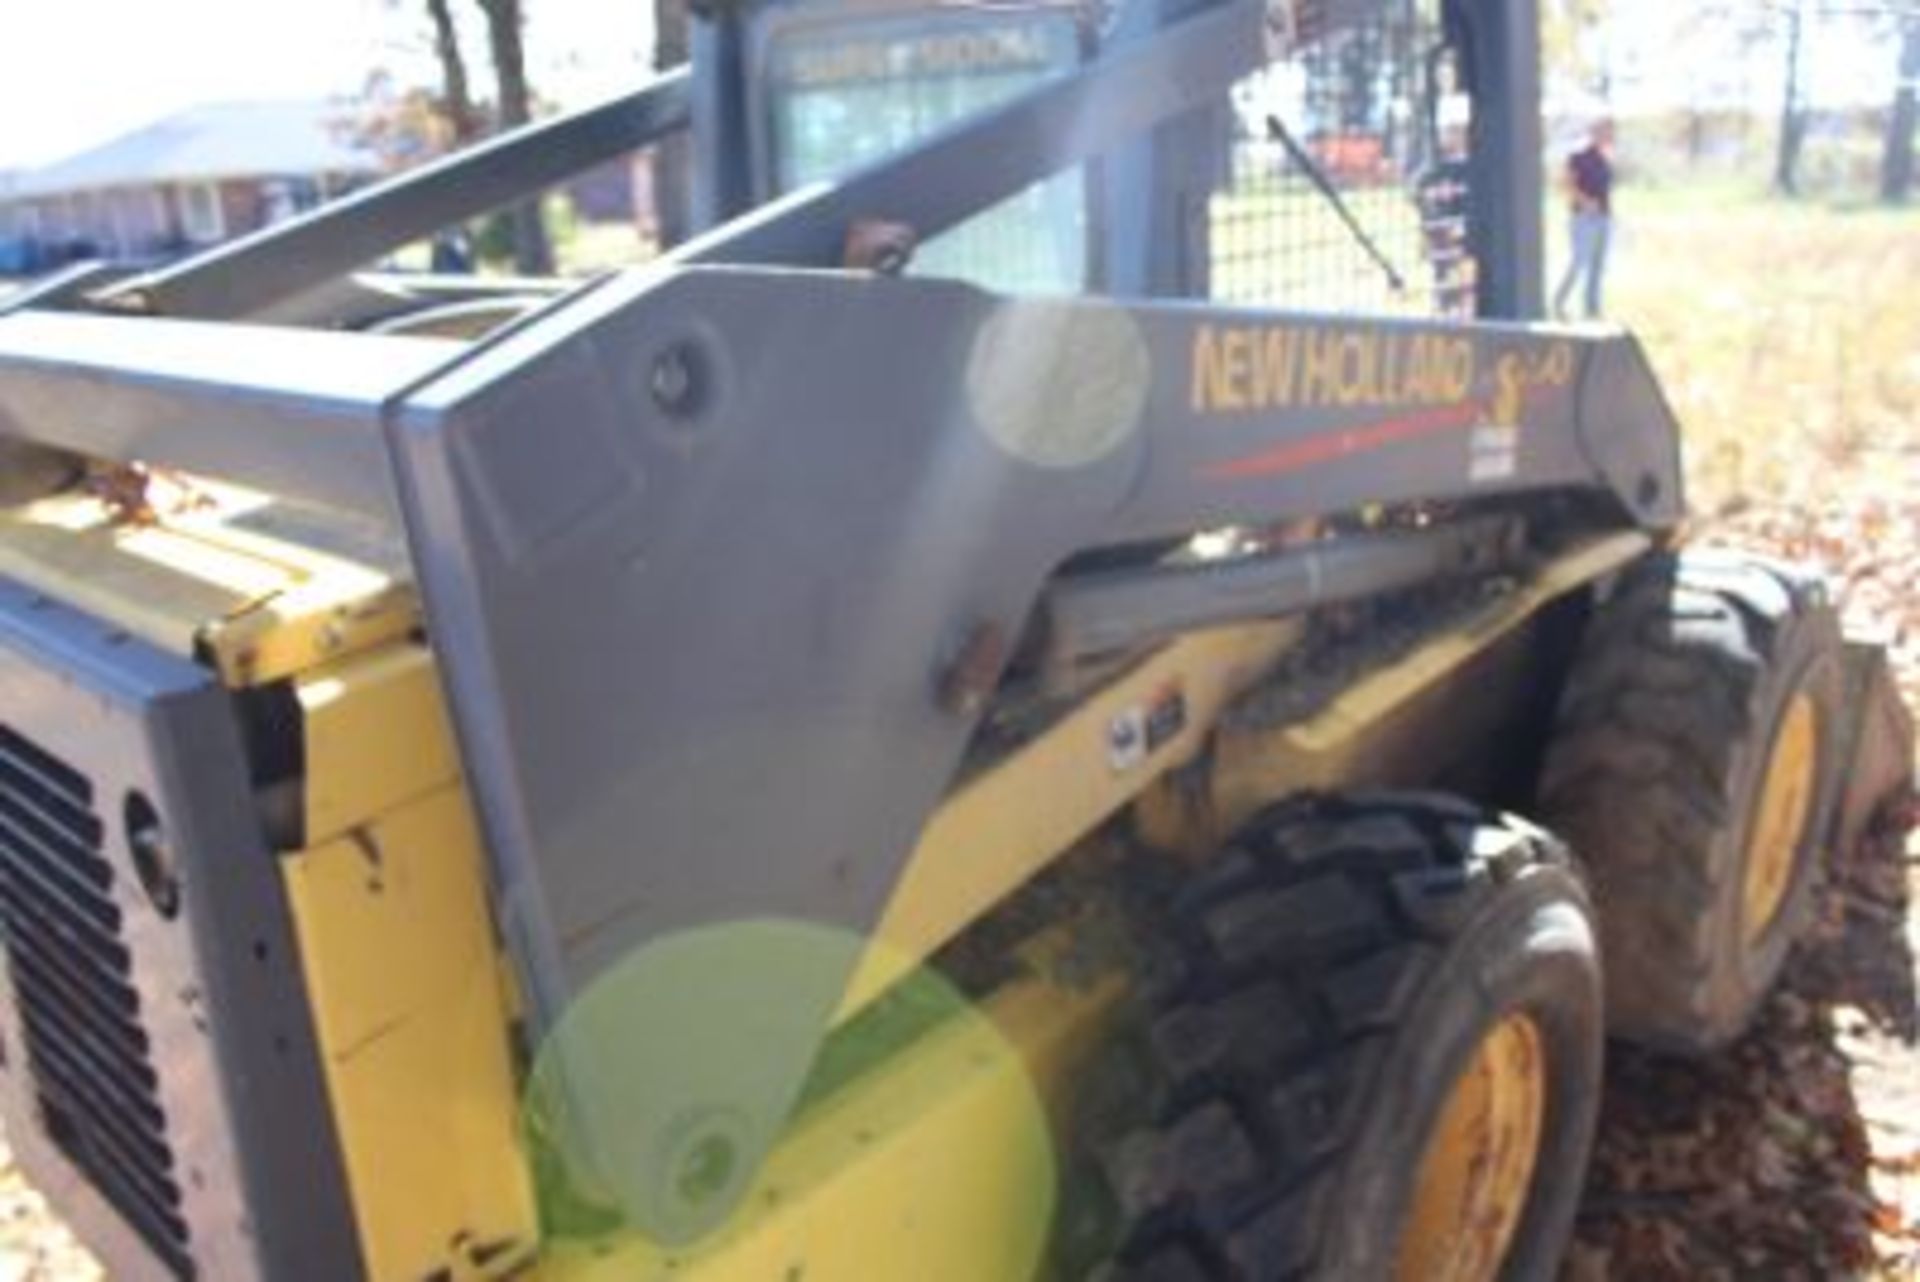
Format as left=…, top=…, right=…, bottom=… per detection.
left=1265, top=113, right=1408, bottom=295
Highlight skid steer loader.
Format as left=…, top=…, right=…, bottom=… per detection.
left=0, top=0, right=1909, bottom=1278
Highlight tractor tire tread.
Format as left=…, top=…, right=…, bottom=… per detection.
left=1539, top=549, right=1843, bottom=1049
left=1077, top=792, right=1577, bottom=1280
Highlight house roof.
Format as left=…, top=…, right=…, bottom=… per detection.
left=10, top=101, right=379, bottom=198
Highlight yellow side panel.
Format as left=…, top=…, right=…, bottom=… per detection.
left=843, top=619, right=1299, bottom=1012
left=532, top=962, right=1120, bottom=1282
left=0, top=487, right=415, bottom=681
left=297, top=645, right=461, bottom=845
left=0, top=494, right=249, bottom=655
left=283, top=788, right=539, bottom=1282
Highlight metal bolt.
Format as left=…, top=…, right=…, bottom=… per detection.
left=1636, top=472, right=1663, bottom=509
left=650, top=344, right=702, bottom=417
left=843, top=219, right=917, bottom=275
left=674, top=1134, right=738, bottom=1208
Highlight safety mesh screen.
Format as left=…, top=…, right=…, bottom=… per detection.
left=1209, top=0, right=1475, bottom=318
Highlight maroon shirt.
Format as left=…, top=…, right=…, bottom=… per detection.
left=1569, top=144, right=1613, bottom=214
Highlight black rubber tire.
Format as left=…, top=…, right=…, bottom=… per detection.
left=1067, top=792, right=1603, bottom=1282
left=1538, top=548, right=1847, bottom=1053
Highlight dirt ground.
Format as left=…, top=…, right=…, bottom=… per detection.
left=0, top=193, right=1915, bottom=1278
left=1563, top=188, right=1920, bottom=1281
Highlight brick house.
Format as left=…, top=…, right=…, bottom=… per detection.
left=0, top=101, right=378, bottom=274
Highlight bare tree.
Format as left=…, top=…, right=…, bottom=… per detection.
left=1552, top=1, right=1916, bottom=200
left=1884, top=11, right=1920, bottom=200
left=1759, top=0, right=1920, bottom=197
left=1772, top=0, right=1812, bottom=192
left=361, top=0, right=476, bottom=158
left=474, top=0, right=554, bottom=273
left=426, top=0, right=481, bottom=144
left=1683, top=0, right=1849, bottom=197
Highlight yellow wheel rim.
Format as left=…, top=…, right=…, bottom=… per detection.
left=1393, top=1014, right=1546, bottom=1282
left=1743, top=692, right=1819, bottom=947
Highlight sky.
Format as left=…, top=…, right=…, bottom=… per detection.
left=0, top=1, right=1900, bottom=174
left=1576, top=0, right=1897, bottom=117
left=0, top=0, right=658, bottom=171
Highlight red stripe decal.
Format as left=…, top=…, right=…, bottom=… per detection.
left=1199, top=401, right=1482, bottom=482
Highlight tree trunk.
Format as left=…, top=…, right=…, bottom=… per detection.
left=475, top=0, right=554, bottom=273
left=1774, top=2, right=1806, bottom=196
left=651, top=0, right=693, bottom=248
left=426, top=0, right=480, bottom=144
left=1883, top=19, right=1920, bottom=203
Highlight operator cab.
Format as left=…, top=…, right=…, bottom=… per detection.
left=755, top=3, right=1089, bottom=293
left=711, top=0, right=1532, bottom=315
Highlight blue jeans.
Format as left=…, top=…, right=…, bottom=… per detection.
left=1554, top=210, right=1611, bottom=319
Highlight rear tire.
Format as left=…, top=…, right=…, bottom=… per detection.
left=1069, top=792, right=1603, bottom=1282
left=1539, top=549, right=1846, bottom=1052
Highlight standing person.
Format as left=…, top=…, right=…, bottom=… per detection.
left=1554, top=119, right=1615, bottom=320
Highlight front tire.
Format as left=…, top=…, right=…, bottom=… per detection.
left=1071, top=793, right=1603, bottom=1282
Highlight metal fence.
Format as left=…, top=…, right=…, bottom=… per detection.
left=1209, top=0, right=1475, bottom=318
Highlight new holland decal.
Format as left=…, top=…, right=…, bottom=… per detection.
left=1190, top=323, right=1577, bottom=486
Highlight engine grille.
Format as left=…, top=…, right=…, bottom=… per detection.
left=0, top=724, right=192, bottom=1278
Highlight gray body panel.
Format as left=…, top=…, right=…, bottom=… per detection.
left=375, top=264, right=1682, bottom=1228
left=0, top=311, right=456, bottom=521
left=392, top=266, right=1681, bottom=995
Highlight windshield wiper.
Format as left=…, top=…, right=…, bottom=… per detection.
left=1265, top=113, right=1408, bottom=295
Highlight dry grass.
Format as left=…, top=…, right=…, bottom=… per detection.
left=1599, top=189, right=1920, bottom=518
left=1606, top=189, right=1920, bottom=718
left=1567, top=185, right=1920, bottom=1280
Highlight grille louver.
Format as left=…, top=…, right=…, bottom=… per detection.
left=0, top=724, right=192, bottom=1278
